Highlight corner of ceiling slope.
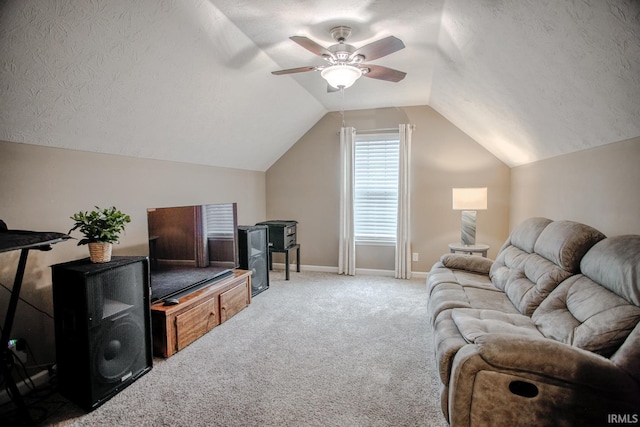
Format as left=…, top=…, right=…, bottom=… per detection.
left=427, top=0, right=640, bottom=169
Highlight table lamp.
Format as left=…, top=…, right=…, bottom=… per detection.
left=452, top=187, right=487, bottom=246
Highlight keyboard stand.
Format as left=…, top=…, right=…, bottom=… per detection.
left=0, top=229, right=68, bottom=425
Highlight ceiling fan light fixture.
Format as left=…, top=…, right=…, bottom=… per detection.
left=321, top=65, right=362, bottom=89
left=273, top=27, right=406, bottom=90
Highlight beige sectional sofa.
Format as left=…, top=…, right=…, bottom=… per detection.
left=427, top=217, right=640, bottom=426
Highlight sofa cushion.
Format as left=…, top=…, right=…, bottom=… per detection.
left=428, top=283, right=472, bottom=324
left=428, top=283, right=519, bottom=324
left=532, top=275, right=640, bottom=357
left=427, top=261, right=494, bottom=294
left=590, top=236, right=640, bottom=384
left=532, top=236, right=640, bottom=358
left=489, top=217, right=552, bottom=290
left=427, top=264, right=500, bottom=324
left=439, top=253, right=493, bottom=275
left=489, top=245, right=530, bottom=291
left=533, top=220, right=606, bottom=273
left=447, top=269, right=495, bottom=289
left=509, top=217, right=553, bottom=253
left=451, top=308, right=542, bottom=343
left=463, top=288, right=520, bottom=314
left=426, top=265, right=459, bottom=294
left=613, top=322, right=640, bottom=385
left=503, top=254, right=573, bottom=316
left=503, top=220, right=606, bottom=316
left=580, top=235, right=640, bottom=306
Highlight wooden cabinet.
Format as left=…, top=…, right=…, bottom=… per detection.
left=151, top=270, right=251, bottom=357
left=175, top=298, right=218, bottom=352
left=220, top=282, right=249, bottom=323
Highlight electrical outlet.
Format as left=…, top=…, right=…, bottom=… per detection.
left=8, top=338, right=27, bottom=363
left=412, top=252, right=419, bottom=262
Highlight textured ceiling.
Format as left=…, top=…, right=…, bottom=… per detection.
left=212, top=0, right=444, bottom=112
left=431, top=0, right=640, bottom=165
left=1, top=0, right=639, bottom=171
left=0, top=0, right=326, bottom=171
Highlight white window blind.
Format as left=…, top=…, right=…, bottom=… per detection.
left=204, top=204, right=235, bottom=238
left=354, top=133, right=400, bottom=244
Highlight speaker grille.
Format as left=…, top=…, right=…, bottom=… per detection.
left=238, top=226, right=269, bottom=296
left=93, top=315, right=144, bottom=383
left=249, top=255, right=267, bottom=292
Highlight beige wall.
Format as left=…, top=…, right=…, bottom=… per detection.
left=5, top=110, right=636, bottom=377
left=265, top=105, right=511, bottom=274
left=510, top=136, right=640, bottom=236
left=0, top=140, right=265, bottom=367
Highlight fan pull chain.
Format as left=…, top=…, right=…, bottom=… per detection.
left=340, top=87, right=346, bottom=127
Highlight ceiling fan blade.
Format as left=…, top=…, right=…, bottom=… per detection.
left=351, top=36, right=405, bottom=62
left=271, top=66, right=318, bottom=75
left=362, top=64, right=407, bottom=82
left=290, top=36, right=333, bottom=58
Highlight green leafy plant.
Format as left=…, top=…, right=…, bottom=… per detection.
left=69, top=206, right=131, bottom=245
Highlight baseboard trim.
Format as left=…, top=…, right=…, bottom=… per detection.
left=412, top=271, right=429, bottom=279
left=270, top=263, right=428, bottom=279
left=271, top=263, right=337, bottom=273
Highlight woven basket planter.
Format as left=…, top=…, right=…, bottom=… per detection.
left=88, top=242, right=113, bottom=263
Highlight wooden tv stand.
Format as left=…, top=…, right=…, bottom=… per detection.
left=150, top=269, right=251, bottom=357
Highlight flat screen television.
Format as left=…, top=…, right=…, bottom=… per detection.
left=147, top=202, right=239, bottom=302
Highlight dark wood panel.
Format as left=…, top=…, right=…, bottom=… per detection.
left=148, top=206, right=196, bottom=263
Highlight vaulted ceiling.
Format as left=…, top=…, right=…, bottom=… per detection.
left=1, top=0, right=639, bottom=171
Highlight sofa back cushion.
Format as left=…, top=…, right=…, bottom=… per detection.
left=580, top=235, right=640, bottom=306
left=503, top=256, right=574, bottom=316
left=503, top=221, right=606, bottom=316
left=532, top=236, right=640, bottom=363
left=585, top=235, right=640, bottom=384
left=490, top=217, right=552, bottom=291
left=533, top=220, right=607, bottom=273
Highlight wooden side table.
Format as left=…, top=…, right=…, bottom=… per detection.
left=448, top=243, right=490, bottom=257
left=268, top=243, right=300, bottom=280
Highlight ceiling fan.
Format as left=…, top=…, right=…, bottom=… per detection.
left=272, top=26, right=406, bottom=91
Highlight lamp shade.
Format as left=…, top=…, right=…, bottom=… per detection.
left=321, top=65, right=363, bottom=89
left=452, top=187, right=488, bottom=210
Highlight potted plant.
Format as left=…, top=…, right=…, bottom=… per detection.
left=69, top=206, right=131, bottom=263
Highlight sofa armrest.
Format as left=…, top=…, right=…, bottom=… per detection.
left=473, top=333, right=639, bottom=391
left=448, top=335, right=640, bottom=427
left=439, top=253, right=493, bottom=275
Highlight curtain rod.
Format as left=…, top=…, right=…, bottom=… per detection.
left=335, top=127, right=398, bottom=135
left=357, top=127, right=399, bottom=134
left=336, top=125, right=415, bottom=135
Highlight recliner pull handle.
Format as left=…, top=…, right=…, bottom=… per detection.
left=509, top=380, right=539, bottom=398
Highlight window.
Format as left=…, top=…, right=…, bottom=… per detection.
left=354, top=133, right=400, bottom=244
left=204, top=204, right=235, bottom=238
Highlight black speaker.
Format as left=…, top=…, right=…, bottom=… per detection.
left=238, top=225, right=269, bottom=296
left=51, top=256, right=153, bottom=411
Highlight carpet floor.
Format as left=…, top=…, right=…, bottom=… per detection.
left=24, top=270, right=447, bottom=426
